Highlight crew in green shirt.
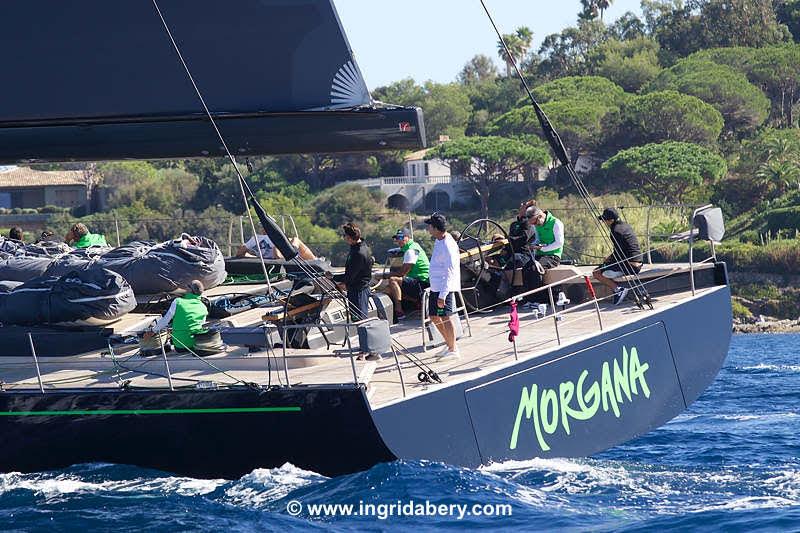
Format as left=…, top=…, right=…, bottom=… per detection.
left=146, top=280, right=209, bottom=351
left=380, top=228, right=430, bottom=320
left=65, top=223, right=108, bottom=248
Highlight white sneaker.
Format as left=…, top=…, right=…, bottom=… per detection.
left=613, top=287, right=629, bottom=306
left=438, top=350, right=461, bottom=361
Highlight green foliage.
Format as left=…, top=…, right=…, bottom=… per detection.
left=602, top=141, right=727, bottom=203
left=429, top=136, right=550, bottom=217
left=491, top=76, right=627, bottom=154
left=458, top=55, right=499, bottom=86
left=731, top=298, right=754, bottom=319
left=619, top=91, right=724, bottom=147
left=537, top=20, right=609, bottom=79
left=497, top=27, right=533, bottom=77
left=312, top=184, right=387, bottom=228
left=588, top=38, right=662, bottom=92
left=652, top=0, right=790, bottom=64
left=647, top=59, right=770, bottom=132
left=689, top=44, right=800, bottom=126
left=422, top=82, right=473, bottom=144
left=777, top=0, right=800, bottom=40
left=735, top=128, right=800, bottom=201
left=532, top=75, right=627, bottom=107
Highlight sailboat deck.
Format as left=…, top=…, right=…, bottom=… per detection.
left=0, top=282, right=726, bottom=409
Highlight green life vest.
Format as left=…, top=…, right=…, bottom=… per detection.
left=171, top=293, right=208, bottom=350
left=74, top=233, right=108, bottom=248
left=401, top=240, right=430, bottom=282
left=536, top=212, right=562, bottom=258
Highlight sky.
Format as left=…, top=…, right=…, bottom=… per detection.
left=335, top=0, right=643, bottom=88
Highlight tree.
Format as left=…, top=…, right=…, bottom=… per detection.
left=490, top=76, right=627, bottom=156
left=458, top=54, right=499, bottom=85
left=647, top=59, right=770, bottom=132
left=653, top=0, right=790, bottom=63
left=618, top=91, right=724, bottom=147
left=737, top=128, right=800, bottom=199
left=608, top=11, right=647, bottom=40
left=588, top=37, right=662, bottom=92
left=746, top=45, right=800, bottom=126
left=579, top=0, right=614, bottom=21
left=497, top=27, right=533, bottom=77
left=777, top=0, right=800, bottom=41
left=532, top=75, right=628, bottom=107
left=372, top=78, right=425, bottom=107
left=537, top=20, right=609, bottom=79
left=421, top=82, right=473, bottom=144
left=690, top=44, right=800, bottom=126
left=602, top=141, right=727, bottom=203
left=427, top=136, right=550, bottom=218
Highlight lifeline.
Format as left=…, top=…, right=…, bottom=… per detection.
left=509, top=346, right=650, bottom=452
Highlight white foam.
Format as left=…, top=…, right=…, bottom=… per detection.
left=693, top=495, right=796, bottom=512
left=224, top=463, right=327, bottom=507
left=739, top=363, right=800, bottom=373
left=0, top=471, right=225, bottom=499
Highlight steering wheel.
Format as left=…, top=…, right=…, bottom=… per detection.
left=456, top=219, right=514, bottom=312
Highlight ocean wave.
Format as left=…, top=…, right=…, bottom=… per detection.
left=736, top=363, right=800, bottom=373
left=223, top=463, right=327, bottom=508
left=0, top=469, right=225, bottom=501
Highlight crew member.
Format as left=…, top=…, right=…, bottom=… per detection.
left=235, top=233, right=316, bottom=260
left=593, top=208, right=643, bottom=305
left=8, top=227, right=24, bottom=242
left=146, top=280, right=209, bottom=351
left=65, top=223, right=107, bottom=248
left=332, top=222, right=374, bottom=321
left=380, top=228, right=430, bottom=320
left=425, top=212, right=461, bottom=360
left=526, top=206, right=564, bottom=270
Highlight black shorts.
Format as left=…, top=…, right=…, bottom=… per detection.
left=600, top=261, right=642, bottom=278
left=429, top=291, right=456, bottom=317
left=401, top=277, right=429, bottom=298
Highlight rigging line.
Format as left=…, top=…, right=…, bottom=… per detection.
left=149, top=0, right=272, bottom=293
left=150, top=0, right=435, bottom=379
left=478, top=0, right=652, bottom=308
left=478, top=0, right=651, bottom=305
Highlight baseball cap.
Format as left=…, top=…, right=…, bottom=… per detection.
left=392, top=227, right=411, bottom=240
left=423, top=212, right=446, bottom=231
left=598, top=208, right=619, bottom=221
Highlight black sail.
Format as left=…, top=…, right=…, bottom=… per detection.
left=0, top=0, right=425, bottom=162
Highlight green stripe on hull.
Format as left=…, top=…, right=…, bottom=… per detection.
left=0, top=407, right=301, bottom=416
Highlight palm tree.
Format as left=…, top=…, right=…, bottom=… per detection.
left=756, top=136, right=800, bottom=196
left=597, top=0, right=613, bottom=21
left=496, top=27, right=533, bottom=77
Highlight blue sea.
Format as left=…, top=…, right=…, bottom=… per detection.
left=1, top=333, right=798, bottom=531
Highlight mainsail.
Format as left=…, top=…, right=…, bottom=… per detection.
left=0, top=0, right=425, bottom=162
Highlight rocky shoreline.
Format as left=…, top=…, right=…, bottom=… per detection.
left=733, top=317, right=800, bottom=334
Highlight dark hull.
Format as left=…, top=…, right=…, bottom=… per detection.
left=0, top=386, right=394, bottom=478
left=0, top=287, right=731, bottom=477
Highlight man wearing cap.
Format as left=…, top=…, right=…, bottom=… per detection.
left=424, top=212, right=461, bottom=360
left=594, top=208, right=643, bottom=305
left=380, top=228, right=430, bottom=320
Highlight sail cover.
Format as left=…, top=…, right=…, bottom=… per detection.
left=0, top=0, right=425, bottom=162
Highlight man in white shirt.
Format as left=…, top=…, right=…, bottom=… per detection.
left=424, top=212, right=461, bottom=360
